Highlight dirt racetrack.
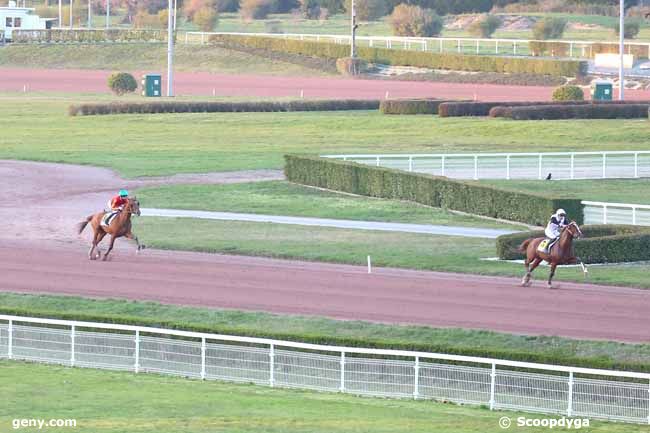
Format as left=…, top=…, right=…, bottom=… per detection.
left=4, top=67, right=650, bottom=100
left=2, top=160, right=650, bottom=342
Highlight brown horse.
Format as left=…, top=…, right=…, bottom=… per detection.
left=518, top=222, right=587, bottom=289
left=77, top=197, right=145, bottom=261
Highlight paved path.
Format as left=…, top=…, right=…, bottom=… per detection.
left=142, top=208, right=517, bottom=238
left=4, top=67, right=650, bottom=100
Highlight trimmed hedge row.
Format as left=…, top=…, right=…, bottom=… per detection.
left=12, top=29, right=169, bottom=43
left=3, top=306, right=649, bottom=372
left=211, top=35, right=588, bottom=77
left=440, top=100, right=650, bottom=118
left=285, top=154, right=583, bottom=226
left=529, top=40, right=650, bottom=59
left=501, top=104, right=650, bottom=120
left=69, top=99, right=380, bottom=116
left=496, top=225, right=650, bottom=264
left=379, top=99, right=458, bottom=115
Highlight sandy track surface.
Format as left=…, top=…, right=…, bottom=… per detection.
left=6, top=67, right=650, bottom=100
left=2, top=160, right=649, bottom=342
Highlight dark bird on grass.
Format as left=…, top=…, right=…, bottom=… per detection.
left=545, top=173, right=552, bottom=180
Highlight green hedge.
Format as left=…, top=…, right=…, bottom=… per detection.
left=529, top=40, right=650, bottom=59
left=379, top=98, right=457, bottom=115
left=504, top=104, right=650, bottom=120
left=211, top=35, right=588, bottom=77
left=496, top=225, right=650, bottom=263
left=69, top=99, right=380, bottom=116
left=2, top=306, right=650, bottom=373
left=285, top=154, right=583, bottom=226
left=12, top=29, right=169, bottom=43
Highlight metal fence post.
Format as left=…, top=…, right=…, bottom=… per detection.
left=489, top=363, right=496, bottom=410
left=633, top=207, right=637, bottom=225
left=340, top=351, right=345, bottom=392
left=134, top=329, right=140, bottom=373
left=567, top=370, right=574, bottom=417
left=603, top=205, right=608, bottom=224
left=70, top=325, right=75, bottom=367
left=441, top=156, right=446, bottom=177
left=513, top=41, right=517, bottom=55
left=201, top=337, right=206, bottom=380
left=602, top=153, right=607, bottom=179
left=570, top=153, right=575, bottom=179
left=413, top=356, right=419, bottom=400
left=647, top=379, right=650, bottom=425
left=635, top=152, right=639, bottom=178
left=495, top=40, right=498, bottom=54
left=506, top=155, right=511, bottom=180
left=8, top=319, right=13, bottom=359
left=538, top=154, right=543, bottom=180
left=457, top=39, right=460, bottom=53
left=474, top=155, right=478, bottom=180
left=408, top=156, right=413, bottom=172
left=376, top=156, right=380, bottom=167
left=269, top=343, right=275, bottom=387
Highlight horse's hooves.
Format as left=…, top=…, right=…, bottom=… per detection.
left=141, top=244, right=146, bottom=250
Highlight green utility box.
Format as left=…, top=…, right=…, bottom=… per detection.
left=592, top=80, right=613, bottom=101
left=142, top=74, right=162, bottom=97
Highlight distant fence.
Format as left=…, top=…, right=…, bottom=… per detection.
left=583, top=201, right=650, bottom=226
left=322, top=151, right=650, bottom=181
left=184, top=31, right=650, bottom=59
left=1, top=314, right=649, bottom=424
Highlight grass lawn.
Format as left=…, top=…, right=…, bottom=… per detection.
left=135, top=181, right=525, bottom=229
left=1, top=98, right=649, bottom=177
left=479, top=179, right=650, bottom=205
left=2, top=292, right=650, bottom=366
left=0, top=43, right=330, bottom=76
left=133, top=217, right=650, bottom=288
left=2, top=361, right=646, bottom=433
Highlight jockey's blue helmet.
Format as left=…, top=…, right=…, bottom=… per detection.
left=119, top=189, right=129, bottom=197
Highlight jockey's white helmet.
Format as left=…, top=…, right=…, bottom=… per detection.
left=556, top=208, right=566, bottom=216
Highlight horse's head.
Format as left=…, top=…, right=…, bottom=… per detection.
left=564, top=221, right=583, bottom=239
left=126, top=197, right=141, bottom=217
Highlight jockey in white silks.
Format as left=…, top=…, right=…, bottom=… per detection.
left=543, top=208, right=569, bottom=251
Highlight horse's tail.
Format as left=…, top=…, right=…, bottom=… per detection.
left=517, top=238, right=532, bottom=253
left=77, top=215, right=93, bottom=234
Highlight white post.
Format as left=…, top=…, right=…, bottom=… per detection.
left=538, top=154, right=543, bottom=180
left=495, top=40, right=498, bottom=54
left=603, top=205, right=608, bottom=224
left=69, top=0, right=73, bottom=29
left=134, top=329, right=140, bottom=373
left=367, top=255, right=371, bottom=274
left=339, top=352, right=345, bottom=392
left=506, top=155, right=511, bottom=180
left=408, top=156, right=413, bottom=172
left=474, top=155, right=478, bottom=180
left=566, top=371, right=573, bottom=417
left=513, top=41, right=517, bottom=55
left=602, top=153, right=607, bottom=179
left=7, top=319, right=12, bottom=359
left=413, top=356, right=419, bottom=400
left=70, top=325, right=75, bottom=367
left=105, top=0, right=109, bottom=28
left=269, top=344, right=275, bottom=387
left=632, top=207, right=637, bottom=225
left=570, top=153, right=575, bottom=180
left=570, top=42, right=573, bottom=57
left=350, top=0, right=356, bottom=58
left=376, top=156, right=380, bottom=167
left=619, top=0, right=625, bottom=100
left=634, top=152, right=639, bottom=178
left=59, top=0, right=62, bottom=29
left=489, top=363, right=496, bottom=410
left=441, top=156, right=446, bottom=177
left=166, top=0, right=174, bottom=97
left=476, top=40, right=479, bottom=54
left=457, top=39, right=460, bottom=53
left=201, top=337, right=206, bottom=380
left=647, top=380, right=650, bottom=425
left=87, top=0, right=92, bottom=28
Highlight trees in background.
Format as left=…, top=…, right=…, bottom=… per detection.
left=532, top=16, right=567, bottom=39
left=467, top=14, right=501, bottom=38
left=389, top=4, right=443, bottom=37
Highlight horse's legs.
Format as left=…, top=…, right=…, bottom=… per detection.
left=88, top=230, right=105, bottom=260
left=547, top=263, right=558, bottom=289
left=102, top=235, right=117, bottom=261
left=125, top=231, right=146, bottom=253
left=522, top=256, right=541, bottom=287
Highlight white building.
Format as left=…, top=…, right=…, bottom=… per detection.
left=1, top=1, right=55, bottom=41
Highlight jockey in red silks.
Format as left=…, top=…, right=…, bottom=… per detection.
left=108, top=189, right=129, bottom=211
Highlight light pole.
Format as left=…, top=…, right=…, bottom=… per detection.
left=167, top=0, right=174, bottom=96
left=106, top=0, right=109, bottom=28
left=88, top=0, right=91, bottom=28
left=350, top=0, right=357, bottom=58
left=58, top=0, right=62, bottom=28
left=69, top=0, right=73, bottom=28
left=619, top=0, right=625, bottom=100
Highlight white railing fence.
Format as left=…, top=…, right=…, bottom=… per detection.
left=1, top=315, right=649, bottom=424
left=583, top=201, right=650, bottom=226
left=323, top=151, right=650, bottom=181
left=184, top=31, right=650, bottom=59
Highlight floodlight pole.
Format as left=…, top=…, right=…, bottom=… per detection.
left=350, top=0, right=356, bottom=58
left=167, top=0, right=174, bottom=96
left=87, top=0, right=91, bottom=28
left=58, top=0, right=62, bottom=28
left=106, top=0, right=110, bottom=28
left=69, top=0, right=73, bottom=29
left=619, top=0, right=625, bottom=100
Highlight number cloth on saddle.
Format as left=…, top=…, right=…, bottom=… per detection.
left=101, top=211, right=120, bottom=227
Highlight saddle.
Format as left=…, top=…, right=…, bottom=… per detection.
left=537, top=238, right=558, bottom=254
left=101, top=210, right=120, bottom=227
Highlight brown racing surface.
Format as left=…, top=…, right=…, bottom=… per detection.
left=2, top=160, right=649, bottom=342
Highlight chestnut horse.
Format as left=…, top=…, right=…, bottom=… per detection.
left=518, top=222, right=587, bottom=289
left=77, top=197, right=145, bottom=261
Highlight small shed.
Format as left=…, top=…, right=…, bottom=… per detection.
left=1, top=1, right=54, bottom=41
